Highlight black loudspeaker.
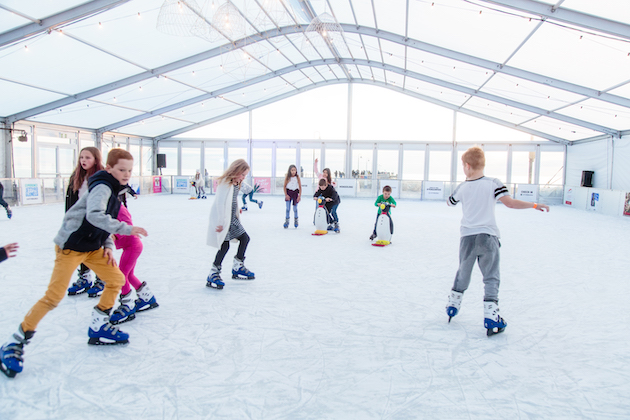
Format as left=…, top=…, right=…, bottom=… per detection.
left=581, top=170, right=594, bottom=188
left=156, top=154, right=166, bottom=168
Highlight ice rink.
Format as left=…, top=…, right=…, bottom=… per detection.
left=1, top=193, right=629, bottom=419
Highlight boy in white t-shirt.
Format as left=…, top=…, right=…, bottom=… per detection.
left=446, top=146, right=549, bottom=336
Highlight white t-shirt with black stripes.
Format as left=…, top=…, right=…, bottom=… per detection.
left=447, top=176, right=509, bottom=238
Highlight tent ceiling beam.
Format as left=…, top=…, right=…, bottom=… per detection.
left=0, top=0, right=131, bottom=49
left=477, top=0, right=630, bottom=41
left=152, top=79, right=569, bottom=144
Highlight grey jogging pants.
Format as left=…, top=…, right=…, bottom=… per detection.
left=452, top=233, right=501, bottom=303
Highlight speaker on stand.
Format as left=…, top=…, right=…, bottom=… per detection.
left=581, top=171, right=594, bottom=188
left=156, top=154, right=166, bottom=176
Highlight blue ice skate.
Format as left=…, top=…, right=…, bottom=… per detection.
left=258, top=201, right=263, bottom=209
left=206, top=265, right=225, bottom=289
left=87, top=277, right=104, bottom=298
left=283, top=218, right=289, bottom=229
left=88, top=307, right=129, bottom=345
left=333, top=222, right=340, bottom=233
left=109, top=292, right=136, bottom=325
left=6, top=208, right=12, bottom=219
left=67, top=271, right=92, bottom=296
left=0, top=326, right=34, bottom=378
left=484, top=301, right=507, bottom=337
left=133, top=282, right=159, bottom=312
left=232, top=257, right=255, bottom=280
left=294, top=217, right=299, bottom=228
left=446, top=291, right=463, bottom=323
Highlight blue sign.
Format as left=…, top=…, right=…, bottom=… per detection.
left=177, top=178, right=188, bottom=188
left=25, top=184, right=38, bottom=197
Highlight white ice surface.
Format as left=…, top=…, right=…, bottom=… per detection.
left=1, top=195, right=629, bottom=419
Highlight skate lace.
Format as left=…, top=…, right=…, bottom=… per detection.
left=3, top=343, right=24, bottom=359
left=104, top=323, right=120, bottom=334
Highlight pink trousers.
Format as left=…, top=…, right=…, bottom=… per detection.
left=115, top=235, right=143, bottom=295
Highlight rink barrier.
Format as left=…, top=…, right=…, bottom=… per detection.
left=0, top=177, right=565, bottom=208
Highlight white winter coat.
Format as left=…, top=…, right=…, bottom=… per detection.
left=207, top=181, right=237, bottom=248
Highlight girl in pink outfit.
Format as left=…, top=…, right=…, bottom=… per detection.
left=109, top=201, right=158, bottom=324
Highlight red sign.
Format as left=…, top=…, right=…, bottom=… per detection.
left=152, top=176, right=162, bottom=193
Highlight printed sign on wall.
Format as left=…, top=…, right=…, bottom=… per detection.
left=21, top=179, right=42, bottom=204
left=564, top=187, right=573, bottom=206
left=336, top=178, right=356, bottom=197
left=173, top=176, right=191, bottom=194
left=588, top=192, right=600, bottom=211
left=424, top=181, right=444, bottom=200
left=253, top=177, right=271, bottom=194
left=516, top=184, right=538, bottom=202
left=624, top=192, right=630, bottom=216
left=152, top=176, right=162, bottom=193
left=129, top=177, right=141, bottom=195
left=301, top=178, right=313, bottom=197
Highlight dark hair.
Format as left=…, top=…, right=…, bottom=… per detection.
left=318, top=178, right=327, bottom=186
left=71, top=147, right=104, bottom=192
left=284, top=164, right=301, bottom=189
left=323, top=168, right=332, bottom=184
left=383, top=185, right=392, bottom=192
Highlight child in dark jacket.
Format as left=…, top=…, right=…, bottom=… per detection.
left=313, top=178, right=341, bottom=233
left=0, top=149, right=148, bottom=379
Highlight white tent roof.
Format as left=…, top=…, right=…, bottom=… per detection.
left=1, top=0, right=630, bottom=144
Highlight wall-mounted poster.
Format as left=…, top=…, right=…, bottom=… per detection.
left=624, top=192, right=630, bottom=216
left=588, top=192, right=600, bottom=211
left=423, top=181, right=444, bottom=200
left=152, top=176, right=162, bottom=193
left=173, top=176, right=190, bottom=194
left=21, top=179, right=42, bottom=205
left=564, top=187, right=573, bottom=206
left=253, top=177, right=271, bottom=194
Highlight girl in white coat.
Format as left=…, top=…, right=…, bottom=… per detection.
left=206, top=159, right=255, bottom=289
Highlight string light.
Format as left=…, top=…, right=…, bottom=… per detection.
left=99, top=22, right=103, bottom=29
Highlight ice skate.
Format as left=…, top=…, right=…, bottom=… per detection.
left=258, top=201, right=263, bottom=209
left=294, top=217, right=299, bottom=228
left=6, top=207, right=12, bottom=219
left=133, top=282, right=159, bottom=312
left=67, top=269, right=92, bottom=296
left=369, top=233, right=377, bottom=241
left=283, top=218, right=289, bottom=229
left=87, top=277, right=105, bottom=298
left=333, top=222, right=340, bottom=233
left=241, top=205, right=248, bottom=211
left=87, top=307, right=129, bottom=345
left=446, top=290, right=463, bottom=323
left=109, top=291, right=136, bottom=325
left=232, top=257, right=255, bottom=280
left=206, top=265, right=225, bottom=289
left=484, top=301, right=507, bottom=336
left=0, top=325, right=34, bottom=378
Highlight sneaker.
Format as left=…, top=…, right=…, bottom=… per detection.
left=109, top=292, right=136, bottom=325
left=87, top=278, right=105, bottom=298
left=133, top=282, right=159, bottom=312
left=232, top=257, right=255, bottom=280
left=446, top=290, right=463, bottom=322
left=68, top=271, right=92, bottom=296
left=0, top=325, right=34, bottom=378
left=88, top=307, right=129, bottom=345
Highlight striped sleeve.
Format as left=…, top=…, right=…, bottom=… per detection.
left=493, top=179, right=509, bottom=199
left=448, top=183, right=463, bottom=206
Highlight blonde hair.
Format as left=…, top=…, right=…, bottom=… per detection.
left=461, top=146, right=485, bottom=170
left=217, top=159, right=250, bottom=184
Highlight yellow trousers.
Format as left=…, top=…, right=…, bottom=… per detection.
left=22, top=246, right=125, bottom=332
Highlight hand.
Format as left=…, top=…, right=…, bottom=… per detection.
left=131, top=226, right=148, bottom=237
left=103, top=247, right=117, bottom=266
left=2, top=243, right=18, bottom=258
left=325, top=198, right=332, bottom=202
left=285, top=195, right=290, bottom=201
left=296, top=196, right=301, bottom=204
left=216, top=225, right=223, bottom=233
left=535, top=203, right=550, bottom=212
left=134, top=195, right=138, bottom=200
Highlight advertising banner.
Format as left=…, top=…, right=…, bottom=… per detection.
left=336, top=178, right=356, bottom=197
left=564, top=187, right=574, bottom=206
left=424, top=181, right=444, bottom=200
left=152, top=176, right=162, bottom=194
left=588, top=192, right=600, bottom=211
left=624, top=192, right=630, bottom=216
left=129, top=177, right=141, bottom=195
left=516, top=184, right=538, bottom=202
left=253, top=177, right=271, bottom=194
left=301, top=178, right=313, bottom=197
left=21, top=179, right=42, bottom=204
left=173, top=176, right=191, bottom=194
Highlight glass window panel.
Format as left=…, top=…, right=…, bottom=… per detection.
left=539, top=151, right=564, bottom=185
left=511, top=151, right=536, bottom=184
left=142, top=144, right=153, bottom=177
left=352, top=149, right=373, bottom=179
left=58, top=148, right=75, bottom=177
left=38, top=147, right=56, bottom=176
left=403, top=150, right=424, bottom=180
left=456, top=150, right=466, bottom=182
left=13, top=137, right=32, bottom=178
left=377, top=150, right=398, bottom=179
left=428, top=150, right=451, bottom=181
left=276, top=148, right=297, bottom=178
left=228, top=147, right=247, bottom=166
left=181, top=147, right=201, bottom=176
left=205, top=147, right=225, bottom=176
left=300, top=148, right=320, bottom=178
left=158, top=147, right=178, bottom=176
left=324, top=149, right=346, bottom=179
left=252, top=148, right=272, bottom=177
left=130, top=144, right=140, bottom=176
left=484, top=151, right=508, bottom=183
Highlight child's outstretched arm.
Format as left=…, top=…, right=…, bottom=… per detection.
left=499, top=196, right=549, bottom=212
left=0, top=243, right=18, bottom=263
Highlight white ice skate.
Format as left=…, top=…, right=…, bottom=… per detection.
left=484, top=301, right=507, bottom=337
